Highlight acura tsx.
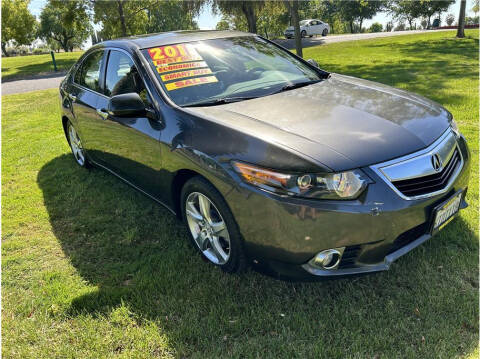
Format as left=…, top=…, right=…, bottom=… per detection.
left=59, top=30, right=470, bottom=279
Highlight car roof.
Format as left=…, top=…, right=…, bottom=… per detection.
left=98, top=30, right=254, bottom=51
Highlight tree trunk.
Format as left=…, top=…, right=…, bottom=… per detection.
left=349, top=20, right=354, bottom=33
left=408, top=18, right=413, bottom=30
left=1, top=42, right=9, bottom=57
left=457, top=0, right=466, bottom=38
left=291, top=1, right=302, bottom=58
left=117, top=0, right=127, bottom=37
left=242, top=2, right=258, bottom=33
left=359, top=18, right=363, bottom=33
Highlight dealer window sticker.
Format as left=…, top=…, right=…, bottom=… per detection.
left=160, top=68, right=213, bottom=82
left=148, top=44, right=218, bottom=91
left=165, top=76, right=218, bottom=91
left=156, top=61, right=208, bottom=74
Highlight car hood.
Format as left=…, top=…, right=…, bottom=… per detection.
left=187, top=74, right=451, bottom=171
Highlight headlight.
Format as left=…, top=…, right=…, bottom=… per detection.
left=450, top=118, right=460, bottom=136
left=231, top=161, right=369, bottom=200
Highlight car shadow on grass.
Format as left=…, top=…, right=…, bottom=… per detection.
left=37, top=154, right=478, bottom=357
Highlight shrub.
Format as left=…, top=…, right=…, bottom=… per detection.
left=369, top=22, right=383, bottom=33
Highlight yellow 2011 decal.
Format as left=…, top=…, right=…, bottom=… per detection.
left=148, top=44, right=202, bottom=65
left=156, top=61, right=208, bottom=74
left=165, top=76, right=218, bottom=91
left=161, top=68, right=213, bottom=82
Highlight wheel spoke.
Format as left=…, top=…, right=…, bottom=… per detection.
left=210, top=237, right=228, bottom=263
left=210, top=221, right=227, bottom=238
left=186, top=200, right=203, bottom=222
left=194, top=233, right=209, bottom=251
left=198, top=195, right=212, bottom=224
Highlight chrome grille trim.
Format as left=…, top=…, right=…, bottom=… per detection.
left=370, top=130, right=464, bottom=200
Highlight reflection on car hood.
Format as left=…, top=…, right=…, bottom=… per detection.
left=187, top=74, right=451, bottom=171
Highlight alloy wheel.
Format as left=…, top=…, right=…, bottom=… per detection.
left=185, top=192, right=231, bottom=265
left=68, top=124, right=86, bottom=166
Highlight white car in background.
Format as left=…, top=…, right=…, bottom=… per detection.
left=284, top=19, right=330, bottom=39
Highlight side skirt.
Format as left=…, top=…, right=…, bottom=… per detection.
left=89, top=158, right=177, bottom=216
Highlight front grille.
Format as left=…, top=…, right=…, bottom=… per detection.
left=392, top=148, right=461, bottom=197
left=338, top=245, right=361, bottom=269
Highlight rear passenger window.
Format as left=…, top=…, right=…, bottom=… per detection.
left=105, top=50, right=152, bottom=106
left=74, top=51, right=104, bottom=93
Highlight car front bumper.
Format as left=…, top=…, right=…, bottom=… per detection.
left=224, top=134, right=471, bottom=280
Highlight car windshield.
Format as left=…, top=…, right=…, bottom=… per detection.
left=299, top=20, right=309, bottom=26
left=142, top=36, right=322, bottom=107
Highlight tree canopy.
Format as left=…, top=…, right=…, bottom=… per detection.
left=1, top=0, right=37, bottom=56
left=338, top=0, right=385, bottom=33
left=213, top=0, right=265, bottom=33
left=38, top=0, right=91, bottom=52
left=92, top=0, right=203, bottom=40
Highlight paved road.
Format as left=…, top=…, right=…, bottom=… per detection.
left=273, top=29, right=452, bottom=49
left=2, top=72, right=66, bottom=95
left=2, top=29, right=453, bottom=95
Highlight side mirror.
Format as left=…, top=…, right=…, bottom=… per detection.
left=108, top=93, right=146, bottom=117
left=307, top=59, right=320, bottom=68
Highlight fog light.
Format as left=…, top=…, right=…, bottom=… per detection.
left=310, top=248, right=344, bottom=270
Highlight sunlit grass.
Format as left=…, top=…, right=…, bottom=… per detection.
left=1, top=51, right=83, bottom=81
left=2, top=30, right=478, bottom=358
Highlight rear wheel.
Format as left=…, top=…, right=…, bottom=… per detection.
left=322, top=29, right=328, bottom=36
left=181, top=176, right=247, bottom=273
left=67, top=121, right=89, bottom=168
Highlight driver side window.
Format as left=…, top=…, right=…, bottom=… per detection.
left=105, top=50, right=152, bottom=107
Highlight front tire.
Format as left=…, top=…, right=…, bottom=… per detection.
left=67, top=121, right=89, bottom=168
left=181, top=176, right=247, bottom=273
left=301, top=30, right=307, bottom=38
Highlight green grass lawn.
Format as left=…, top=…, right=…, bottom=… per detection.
left=1, top=51, right=83, bottom=81
left=2, top=31, right=478, bottom=358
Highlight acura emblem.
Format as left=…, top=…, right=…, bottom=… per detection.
left=431, top=153, right=443, bottom=172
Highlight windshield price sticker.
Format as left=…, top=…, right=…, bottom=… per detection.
left=165, top=76, right=218, bottom=91
left=156, top=61, right=208, bottom=74
left=148, top=44, right=202, bottom=66
left=161, top=68, right=213, bottom=82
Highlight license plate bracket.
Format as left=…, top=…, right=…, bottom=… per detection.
left=431, top=190, right=463, bottom=234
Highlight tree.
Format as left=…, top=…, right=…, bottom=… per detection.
left=472, top=0, right=479, bottom=15
left=283, top=0, right=302, bottom=57
left=457, top=0, right=466, bottom=38
left=1, top=0, right=37, bottom=56
left=213, top=1, right=265, bottom=34
left=145, top=0, right=200, bottom=34
left=257, top=1, right=289, bottom=39
left=446, top=13, right=455, bottom=26
left=92, top=0, right=150, bottom=39
left=38, top=0, right=91, bottom=52
left=93, top=0, right=203, bottom=39
left=369, top=22, right=383, bottom=33
left=216, top=17, right=233, bottom=30
left=388, top=0, right=423, bottom=30
left=339, top=0, right=385, bottom=33
left=420, top=18, right=428, bottom=29
left=415, top=0, right=454, bottom=28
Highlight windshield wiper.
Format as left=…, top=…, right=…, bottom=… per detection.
left=271, top=80, right=321, bottom=95
left=184, top=96, right=257, bottom=107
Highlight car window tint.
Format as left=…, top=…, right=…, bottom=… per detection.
left=75, top=51, right=104, bottom=92
left=105, top=50, right=152, bottom=106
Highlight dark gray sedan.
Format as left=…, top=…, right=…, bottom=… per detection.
left=59, top=30, right=470, bottom=279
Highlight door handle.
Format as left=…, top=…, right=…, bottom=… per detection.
left=96, top=108, right=109, bottom=120
left=68, top=94, right=77, bottom=102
